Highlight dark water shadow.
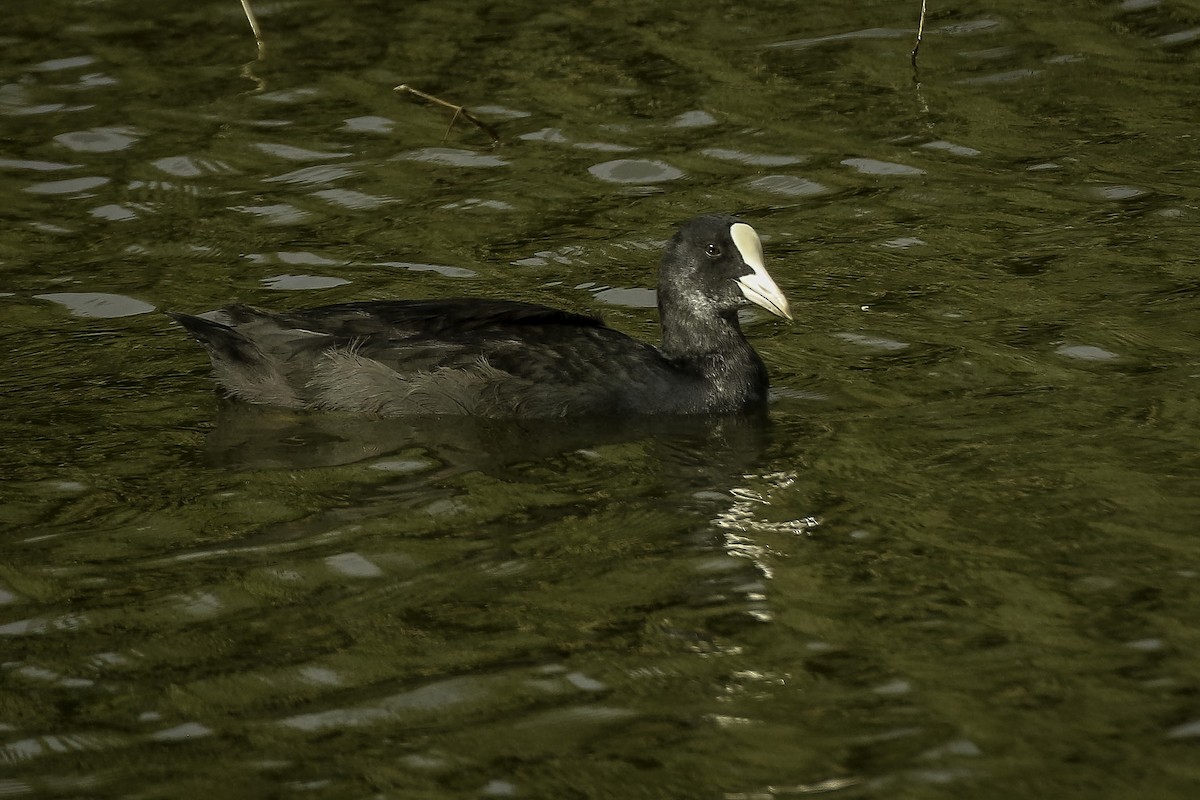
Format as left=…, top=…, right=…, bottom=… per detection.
left=176, top=403, right=777, bottom=556
left=202, top=401, right=772, bottom=476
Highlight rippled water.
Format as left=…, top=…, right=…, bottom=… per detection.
left=3, top=0, right=1200, bottom=797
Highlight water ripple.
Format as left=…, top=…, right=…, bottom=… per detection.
left=703, top=148, right=804, bottom=167
left=379, top=261, right=478, bottom=279
left=261, top=274, right=351, bottom=290
left=33, top=292, right=155, bottom=318
left=152, top=156, right=237, bottom=177
left=341, top=115, right=395, bottom=134
left=24, top=176, right=109, bottom=195
left=53, top=127, right=138, bottom=153
left=670, top=110, right=717, bottom=128
left=0, top=158, right=78, bottom=171
left=32, top=56, right=97, bottom=72
left=588, top=159, right=684, bottom=184
left=842, top=158, right=926, bottom=176
left=398, top=147, right=509, bottom=167
left=265, top=165, right=356, bottom=186
left=254, top=142, right=350, bottom=161
left=749, top=175, right=829, bottom=197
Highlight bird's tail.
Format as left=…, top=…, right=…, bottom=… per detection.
left=166, top=311, right=264, bottom=367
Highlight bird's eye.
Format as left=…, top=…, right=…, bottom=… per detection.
left=704, top=243, right=721, bottom=258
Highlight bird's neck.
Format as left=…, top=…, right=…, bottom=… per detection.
left=660, top=305, right=769, bottom=411
left=660, top=306, right=745, bottom=358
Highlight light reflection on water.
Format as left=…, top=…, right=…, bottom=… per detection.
left=1, top=0, right=1200, bottom=797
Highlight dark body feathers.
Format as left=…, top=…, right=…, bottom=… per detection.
left=169, top=215, right=791, bottom=418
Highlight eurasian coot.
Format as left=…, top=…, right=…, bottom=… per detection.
left=169, top=214, right=791, bottom=417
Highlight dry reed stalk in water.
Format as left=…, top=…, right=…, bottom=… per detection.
left=394, top=84, right=501, bottom=144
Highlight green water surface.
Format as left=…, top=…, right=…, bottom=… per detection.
left=2, top=0, right=1199, bottom=797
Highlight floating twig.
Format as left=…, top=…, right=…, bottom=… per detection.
left=239, top=0, right=266, bottom=59
left=911, top=0, right=928, bottom=69
left=395, top=84, right=501, bottom=144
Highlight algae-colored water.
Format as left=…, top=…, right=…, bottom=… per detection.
left=2, top=1, right=1199, bottom=797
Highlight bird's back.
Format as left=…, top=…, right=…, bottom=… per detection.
left=170, top=300, right=701, bottom=417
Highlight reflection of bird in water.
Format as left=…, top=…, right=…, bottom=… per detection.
left=178, top=402, right=775, bottom=561
left=200, top=401, right=772, bottom=474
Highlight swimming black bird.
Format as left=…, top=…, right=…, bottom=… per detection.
left=168, top=214, right=792, bottom=418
